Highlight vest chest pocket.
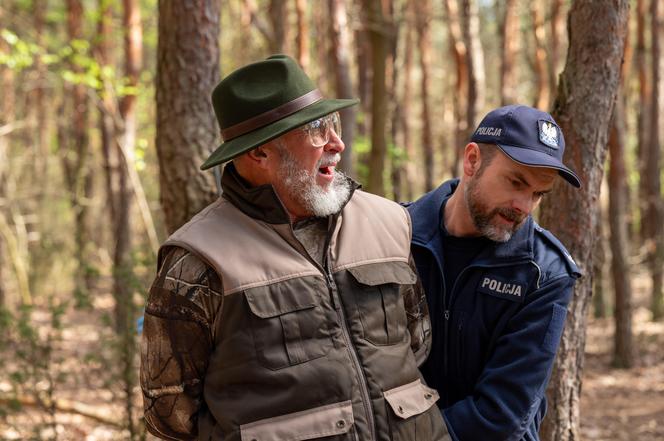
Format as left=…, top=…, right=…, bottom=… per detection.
left=244, top=276, right=332, bottom=370
left=347, top=261, right=417, bottom=346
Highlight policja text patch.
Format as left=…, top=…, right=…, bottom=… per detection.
left=478, top=275, right=526, bottom=303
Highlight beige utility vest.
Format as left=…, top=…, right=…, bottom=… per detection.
left=160, top=190, right=446, bottom=441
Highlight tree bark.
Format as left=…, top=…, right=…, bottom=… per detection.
left=538, top=2, right=629, bottom=440
left=609, top=96, right=634, bottom=368
left=646, top=0, right=664, bottom=320
left=400, top=1, right=416, bottom=201
left=460, top=0, right=485, bottom=138
left=548, top=0, right=566, bottom=101
left=64, top=0, right=94, bottom=294
left=530, top=2, right=550, bottom=110
left=499, top=0, right=519, bottom=105
left=443, top=0, right=468, bottom=178
left=269, top=0, right=289, bottom=54
left=362, top=0, right=390, bottom=196
left=413, top=0, right=434, bottom=192
left=328, top=0, right=356, bottom=178
left=295, top=0, right=309, bottom=71
left=636, top=0, right=651, bottom=246
left=592, top=213, right=608, bottom=319
left=156, top=0, right=220, bottom=234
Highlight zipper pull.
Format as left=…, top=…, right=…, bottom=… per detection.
left=444, top=310, right=450, bottom=320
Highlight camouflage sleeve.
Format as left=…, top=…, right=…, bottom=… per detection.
left=140, top=246, right=224, bottom=440
left=401, top=254, right=432, bottom=367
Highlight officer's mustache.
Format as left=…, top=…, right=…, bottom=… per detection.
left=494, top=207, right=525, bottom=224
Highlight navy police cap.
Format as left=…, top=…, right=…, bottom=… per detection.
left=470, top=104, right=581, bottom=188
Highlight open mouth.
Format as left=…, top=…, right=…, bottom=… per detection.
left=318, top=165, right=335, bottom=176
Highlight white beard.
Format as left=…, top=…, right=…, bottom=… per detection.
left=277, top=148, right=352, bottom=218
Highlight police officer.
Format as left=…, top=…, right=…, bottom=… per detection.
left=407, top=105, right=582, bottom=441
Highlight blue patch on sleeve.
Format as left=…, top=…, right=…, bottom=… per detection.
left=542, top=303, right=567, bottom=354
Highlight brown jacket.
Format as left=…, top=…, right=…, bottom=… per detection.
left=140, top=164, right=446, bottom=441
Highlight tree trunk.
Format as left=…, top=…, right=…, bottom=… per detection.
left=156, top=0, right=220, bottom=234
left=499, top=0, right=519, bottom=105
left=64, top=0, right=94, bottom=295
left=294, top=0, right=309, bottom=71
left=355, top=27, right=371, bottom=138
left=609, top=96, right=634, bottom=368
left=548, top=0, right=566, bottom=101
left=0, top=3, right=13, bottom=307
left=328, top=0, right=356, bottom=178
left=414, top=0, right=434, bottom=192
left=592, top=211, right=608, bottom=319
left=646, top=0, right=664, bottom=320
left=538, top=2, right=629, bottom=440
left=362, top=0, right=389, bottom=196
left=443, top=0, right=468, bottom=178
left=461, top=0, right=485, bottom=138
left=269, top=0, right=289, bottom=54
left=530, top=2, right=550, bottom=110
left=400, top=1, right=416, bottom=201
left=636, top=0, right=651, bottom=246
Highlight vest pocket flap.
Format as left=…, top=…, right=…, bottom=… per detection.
left=244, top=276, right=326, bottom=318
left=240, top=400, right=354, bottom=441
left=383, top=379, right=439, bottom=420
left=347, top=261, right=417, bottom=286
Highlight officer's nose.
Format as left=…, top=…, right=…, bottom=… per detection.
left=511, top=194, right=534, bottom=216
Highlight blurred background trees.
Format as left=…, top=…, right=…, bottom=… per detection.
left=0, top=0, right=663, bottom=439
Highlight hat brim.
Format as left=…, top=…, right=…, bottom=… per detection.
left=495, top=144, right=582, bottom=188
left=201, top=98, right=359, bottom=170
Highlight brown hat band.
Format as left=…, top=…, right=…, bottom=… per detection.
left=221, top=89, right=323, bottom=142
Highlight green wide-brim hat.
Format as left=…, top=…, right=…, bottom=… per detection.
left=201, top=54, right=359, bottom=170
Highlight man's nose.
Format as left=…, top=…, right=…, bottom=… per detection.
left=324, top=129, right=345, bottom=154
left=511, top=193, right=534, bottom=215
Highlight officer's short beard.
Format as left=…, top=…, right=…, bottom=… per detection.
left=276, top=146, right=352, bottom=218
left=464, top=173, right=526, bottom=243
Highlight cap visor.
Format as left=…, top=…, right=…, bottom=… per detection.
left=496, top=144, right=581, bottom=188
left=201, top=98, right=359, bottom=170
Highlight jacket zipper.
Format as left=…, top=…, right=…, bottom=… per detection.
left=319, top=216, right=376, bottom=441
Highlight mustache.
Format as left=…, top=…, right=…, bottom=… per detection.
left=495, top=207, right=525, bottom=224
left=317, top=153, right=341, bottom=168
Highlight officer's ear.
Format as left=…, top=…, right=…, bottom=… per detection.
left=245, top=144, right=276, bottom=170
left=462, top=142, right=481, bottom=177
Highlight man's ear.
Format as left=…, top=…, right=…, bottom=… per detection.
left=245, top=145, right=273, bottom=169
left=462, top=142, right=481, bottom=177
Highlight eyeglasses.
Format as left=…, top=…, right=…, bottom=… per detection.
left=300, top=112, right=342, bottom=147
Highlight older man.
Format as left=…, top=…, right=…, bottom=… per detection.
left=140, top=55, right=446, bottom=441
left=408, top=105, right=582, bottom=441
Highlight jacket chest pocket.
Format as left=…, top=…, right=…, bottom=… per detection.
left=383, top=379, right=444, bottom=440
left=347, top=261, right=417, bottom=346
left=244, top=276, right=332, bottom=370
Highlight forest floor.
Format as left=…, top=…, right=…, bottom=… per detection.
left=1, top=274, right=663, bottom=440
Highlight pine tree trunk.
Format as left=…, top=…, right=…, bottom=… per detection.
left=362, top=0, right=389, bottom=196
left=548, top=0, right=566, bottom=101
left=414, top=0, right=434, bottom=192
left=609, top=96, right=634, bottom=367
left=400, top=3, right=416, bottom=201
left=646, top=0, right=664, bottom=320
left=156, top=0, right=220, bottom=234
left=530, top=2, right=550, bottom=110
left=592, top=214, right=608, bottom=319
left=538, top=2, right=629, bottom=440
left=64, top=0, right=93, bottom=295
left=294, top=0, right=309, bottom=71
left=443, top=0, right=468, bottom=178
left=636, top=0, right=651, bottom=246
left=499, top=0, right=519, bottom=105
left=461, top=0, right=485, bottom=136
left=328, top=0, right=356, bottom=178
left=269, top=0, right=288, bottom=54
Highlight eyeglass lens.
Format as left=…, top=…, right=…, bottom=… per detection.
left=308, top=112, right=341, bottom=147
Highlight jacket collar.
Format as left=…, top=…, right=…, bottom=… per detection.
left=409, top=178, right=534, bottom=263
left=220, top=162, right=359, bottom=225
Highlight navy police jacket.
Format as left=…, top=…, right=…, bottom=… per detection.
left=407, top=179, right=581, bottom=441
